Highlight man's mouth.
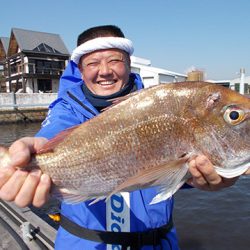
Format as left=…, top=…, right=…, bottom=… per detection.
left=97, top=80, right=115, bottom=86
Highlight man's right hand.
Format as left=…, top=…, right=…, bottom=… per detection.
left=0, top=137, right=51, bottom=208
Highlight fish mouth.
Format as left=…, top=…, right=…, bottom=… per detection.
left=215, top=162, right=250, bottom=178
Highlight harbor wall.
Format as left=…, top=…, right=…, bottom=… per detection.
left=0, top=93, right=57, bottom=123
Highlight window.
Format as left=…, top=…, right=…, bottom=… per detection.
left=234, top=83, right=240, bottom=92
left=244, top=83, right=249, bottom=94
left=10, top=63, right=17, bottom=74
left=34, top=60, right=64, bottom=75
left=44, top=61, right=52, bottom=74
left=37, top=79, right=52, bottom=93
left=234, top=83, right=250, bottom=94
left=33, top=43, right=61, bottom=54
left=36, top=61, right=44, bottom=74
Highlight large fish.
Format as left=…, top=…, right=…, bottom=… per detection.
left=0, top=81, right=250, bottom=204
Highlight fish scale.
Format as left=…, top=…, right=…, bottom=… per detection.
left=0, top=81, right=249, bottom=204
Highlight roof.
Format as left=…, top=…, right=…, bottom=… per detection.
left=0, top=37, right=10, bottom=53
left=132, top=62, right=187, bottom=77
left=10, top=28, right=69, bottom=55
left=0, top=37, right=10, bottom=60
left=131, top=56, right=186, bottom=78
left=230, top=75, right=250, bottom=84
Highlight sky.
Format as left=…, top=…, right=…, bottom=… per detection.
left=1, top=0, right=250, bottom=80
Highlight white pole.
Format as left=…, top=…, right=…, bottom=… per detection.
left=239, top=68, right=245, bottom=95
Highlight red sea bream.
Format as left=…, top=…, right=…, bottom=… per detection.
left=0, top=81, right=249, bottom=204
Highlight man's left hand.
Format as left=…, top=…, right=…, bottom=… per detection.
left=186, top=155, right=238, bottom=191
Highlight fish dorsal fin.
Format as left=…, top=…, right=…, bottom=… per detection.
left=37, top=125, right=79, bottom=154
left=106, top=156, right=190, bottom=202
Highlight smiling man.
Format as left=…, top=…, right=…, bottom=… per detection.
left=79, top=48, right=131, bottom=95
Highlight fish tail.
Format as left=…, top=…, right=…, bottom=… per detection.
left=0, top=146, right=11, bottom=168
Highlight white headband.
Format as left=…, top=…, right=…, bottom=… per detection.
left=71, top=37, right=134, bottom=64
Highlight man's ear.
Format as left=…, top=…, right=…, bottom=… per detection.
left=78, top=59, right=84, bottom=77
left=78, top=60, right=83, bottom=72
left=127, top=56, right=131, bottom=65
left=126, top=54, right=131, bottom=71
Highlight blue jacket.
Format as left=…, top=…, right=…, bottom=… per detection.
left=36, top=61, right=180, bottom=250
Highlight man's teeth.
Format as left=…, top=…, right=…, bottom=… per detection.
left=98, top=81, right=115, bottom=85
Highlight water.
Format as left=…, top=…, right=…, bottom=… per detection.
left=0, top=122, right=40, bottom=146
left=174, top=181, right=250, bottom=250
left=0, top=123, right=249, bottom=250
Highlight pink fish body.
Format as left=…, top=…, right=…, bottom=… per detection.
left=1, top=81, right=250, bottom=204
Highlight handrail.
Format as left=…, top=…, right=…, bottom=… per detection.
left=0, top=103, right=50, bottom=108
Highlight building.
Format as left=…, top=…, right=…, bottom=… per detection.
left=207, top=79, right=231, bottom=88
left=0, top=28, right=70, bottom=93
left=208, top=69, right=250, bottom=95
left=0, top=37, right=10, bottom=91
left=230, top=76, right=250, bottom=94
left=131, top=56, right=187, bottom=88
left=230, top=69, right=250, bottom=95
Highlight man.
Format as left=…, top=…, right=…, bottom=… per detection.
left=0, top=25, right=242, bottom=249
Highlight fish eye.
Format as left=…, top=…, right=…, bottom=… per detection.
left=229, top=111, right=239, bottom=120
left=223, top=106, right=245, bottom=125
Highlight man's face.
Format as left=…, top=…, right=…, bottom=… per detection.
left=78, top=49, right=131, bottom=96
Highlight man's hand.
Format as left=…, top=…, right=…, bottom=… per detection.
left=0, top=137, right=51, bottom=207
left=186, top=155, right=238, bottom=191
left=244, top=168, right=250, bottom=175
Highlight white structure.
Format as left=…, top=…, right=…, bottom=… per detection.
left=207, top=79, right=231, bottom=88
left=230, top=69, right=250, bottom=95
left=239, top=68, right=245, bottom=95
left=193, top=68, right=250, bottom=95
left=130, top=56, right=186, bottom=88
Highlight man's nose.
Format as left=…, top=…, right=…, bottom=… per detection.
left=99, top=61, right=112, bottom=75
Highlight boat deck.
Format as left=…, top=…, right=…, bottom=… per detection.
left=0, top=199, right=56, bottom=249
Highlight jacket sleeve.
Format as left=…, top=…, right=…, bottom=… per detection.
left=35, top=98, right=82, bottom=139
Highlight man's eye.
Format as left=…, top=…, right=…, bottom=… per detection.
left=87, top=62, right=99, bottom=67
left=109, top=59, right=123, bottom=64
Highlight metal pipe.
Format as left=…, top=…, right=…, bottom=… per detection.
left=239, top=68, right=245, bottom=95
left=0, top=216, right=29, bottom=250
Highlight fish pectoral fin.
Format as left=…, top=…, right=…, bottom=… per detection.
left=106, top=156, right=189, bottom=202
left=88, top=196, right=107, bottom=206
left=150, top=164, right=189, bottom=204
left=215, top=165, right=250, bottom=178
